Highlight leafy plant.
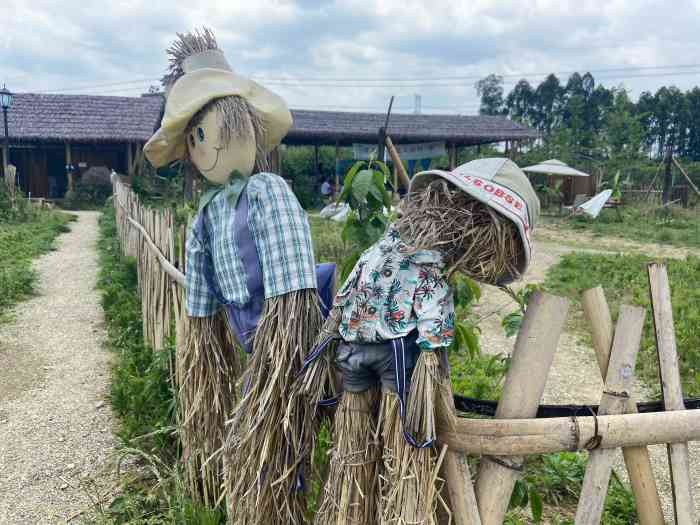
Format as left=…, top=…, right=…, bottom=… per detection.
left=336, top=159, right=393, bottom=280
left=500, top=284, right=543, bottom=337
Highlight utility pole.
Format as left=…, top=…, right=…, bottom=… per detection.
left=414, top=94, right=422, bottom=115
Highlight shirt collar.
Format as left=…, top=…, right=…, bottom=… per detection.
left=198, top=171, right=249, bottom=211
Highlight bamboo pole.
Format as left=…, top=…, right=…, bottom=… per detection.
left=575, top=305, right=645, bottom=525
left=648, top=263, right=697, bottom=525
left=385, top=136, right=411, bottom=190
left=439, top=409, right=700, bottom=456
left=442, top=451, right=481, bottom=525
left=582, top=287, right=665, bottom=525
left=474, top=292, right=570, bottom=525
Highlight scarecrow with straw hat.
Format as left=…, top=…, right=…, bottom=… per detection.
left=298, top=157, right=540, bottom=524
left=144, top=28, right=334, bottom=523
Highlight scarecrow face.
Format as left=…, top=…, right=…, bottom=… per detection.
left=187, top=105, right=257, bottom=185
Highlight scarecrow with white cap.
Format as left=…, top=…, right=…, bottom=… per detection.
left=300, top=158, right=539, bottom=524
left=144, top=28, right=334, bottom=522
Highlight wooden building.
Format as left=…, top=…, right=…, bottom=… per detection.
left=1, top=93, right=535, bottom=198
left=0, top=93, right=163, bottom=198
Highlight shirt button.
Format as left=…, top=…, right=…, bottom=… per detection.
left=368, top=306, right=377, bottom=314
left=382, top=269, right=392, bottom=278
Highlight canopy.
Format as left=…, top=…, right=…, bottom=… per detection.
left=522, top=159, right=590, bottom=177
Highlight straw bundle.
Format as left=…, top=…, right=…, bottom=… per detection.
left=379, top=352, right=450, bottom=525
left=223, top=289, right=322, bottom=525
left=177, top=312, right=243, bottom=507
left=314, top=389, right=381, bottom=525
left=395, top=180, right=522, bottom=284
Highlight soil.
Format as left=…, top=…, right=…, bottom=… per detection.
left=475, top=223, right=700, bottom=522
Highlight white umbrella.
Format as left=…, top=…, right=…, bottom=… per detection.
left=522, top=159, right=590, bottom=178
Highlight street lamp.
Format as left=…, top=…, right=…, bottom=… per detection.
left=0, top=84, right=13, bottom=178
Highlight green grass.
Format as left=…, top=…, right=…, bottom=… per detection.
left=94, top=206, right=223, bottom=524
left=559, top=205, right=700, bottom=249
left=0, top=209, right=74, bottom=320
left=544, top=252, right=700, bottom=397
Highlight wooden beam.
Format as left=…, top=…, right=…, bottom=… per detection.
left=475, top=292, right=570, bottom=525
left=442, top=451, right=482, bottom=525
left=127, top=142, right=134, bottom=175
left=313, top=144, right=320, bottom=175
left=334, top=142, right=340, bottom=196
left=575, top=305, right=645, bottom=525
left=384, top=136, right=411, bottom=190
left=439, top=409, right=700, bottom=456
left=648, top=263, right=697, bottom=525
left=672, top=157, right=700, bottom=199
left=448, top=143, right=457, bottom=170
left=582, top=287, right=664, bottom=525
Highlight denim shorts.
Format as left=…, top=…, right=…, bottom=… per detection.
left=334, top=335, right=419, bottom=393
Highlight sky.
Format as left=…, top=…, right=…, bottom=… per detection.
left=3, top=0, right=700, bottom=115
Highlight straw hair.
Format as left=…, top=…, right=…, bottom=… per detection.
left=177, top=313, right=243, bottom=507
left=223, top=289, right=322, bottom=525
left=163, top=27, right=219, bottom=87
left=314, top=389, right=381, bottom=525
left=395, top=179, right=523, bottom=284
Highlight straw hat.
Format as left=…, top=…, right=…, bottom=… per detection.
left=411, top=158, right=540, bottom=279
left=144, top=47, right=292, bottom=168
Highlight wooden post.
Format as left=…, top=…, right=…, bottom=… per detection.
left=648, top=263, right=697, bottom=525
left=582, top=287, right=665, bottom=525
left=575, top=305, right=645, bottom=525
left=127, top=142, right=133, bottom=175
left=384, top=136, right=411, bottom=190
left=662, top=146, right=673, bottom=204
left=334, top=142, right=341, bottom=196
left=672, top=157, right=700, bottom=199
left=448, top=143, right=457, bottom=170
left=65, top=143, right=74, bottom=192
left=313, top=144, right=320, bottom=176
left=474, top=292, right=570, bottom=525
left=443, top=451, right=482, bottom=525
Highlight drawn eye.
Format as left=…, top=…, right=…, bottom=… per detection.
left=189, top=134, right=195, bottom=148
left=197, top=127, right=205, bottom=142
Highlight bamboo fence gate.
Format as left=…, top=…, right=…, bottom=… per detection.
left=112, top=179, right=699, bottom=525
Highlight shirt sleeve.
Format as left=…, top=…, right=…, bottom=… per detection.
left=185, top=214, right=221, bottom=317
left=248, top=173, right=318, bottom=298
left=413, top=265, right=454, bottom=351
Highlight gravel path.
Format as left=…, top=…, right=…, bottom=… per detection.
left=474, top=225, right=700, bottom=522
left=0, top=211, right=116, bottom=524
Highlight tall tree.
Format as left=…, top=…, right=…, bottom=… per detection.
left=476, top=74, right=506, bottom=115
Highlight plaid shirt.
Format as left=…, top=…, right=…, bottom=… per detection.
left=185, top=172, right=317, bottom=317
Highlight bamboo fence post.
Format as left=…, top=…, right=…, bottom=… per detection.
left=582, top=287, right=664, bottom=525
left=575, top=305, right=645, bottom=525
left=384, top=136, right=411, bottom=190
left=474, top=292, right=570, bottom=525
left=442, top=452, right=482, bottom=525
left=648, top=263, right=697, bottom=525
left=672, top=157, right=700, bottom=199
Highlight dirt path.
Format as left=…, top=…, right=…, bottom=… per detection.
left=474, top=224, right=700, bottom=521
left=0, top=211, right=115, bottom=524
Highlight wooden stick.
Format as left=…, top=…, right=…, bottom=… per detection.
left=672, top=156, right=700, bottom=199
left=648, top=263, right=698, bottom=525
left=439, top=409, right=700, bottom=456
left=442, top=451, right=482, bottom=525
left=575, top=305, right=645, bottom=525
left=474, top=292, right=570, bottom=525
left=582, top=287, right=665, bottom=525
left=385, top=136, right=411, bottom=190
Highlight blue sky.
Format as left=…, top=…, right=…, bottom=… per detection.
left=3, top=0, right=700, bottom=114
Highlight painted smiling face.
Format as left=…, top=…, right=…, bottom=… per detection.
left=186, top=100, right=257, bottom=185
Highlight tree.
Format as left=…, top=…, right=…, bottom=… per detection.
left=476, top=74, right=506, bottom=116
left=506, top=79, right=536, bottom=126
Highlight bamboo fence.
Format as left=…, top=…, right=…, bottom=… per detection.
left=111, top=179, right=698, bottom=525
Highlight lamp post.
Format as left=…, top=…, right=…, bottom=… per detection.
left=0, top=84, right=14, bottom=178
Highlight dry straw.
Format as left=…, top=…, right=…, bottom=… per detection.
left=395, top=180, right=523, bottom=284
left=314, top=389, right=381, bottom=525
left=177, top=313, right=243, bottom=507
left=223, top=289, right=322, bottom=525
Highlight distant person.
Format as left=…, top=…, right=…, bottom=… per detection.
left=321, top=178, right=333, bottom=204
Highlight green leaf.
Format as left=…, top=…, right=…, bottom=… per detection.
left=340, top=249, right=362, bottom=281
left=338, top=161, right=365, bottom=203
left=529, top=488, right=544, bottom=523
left=351, top=169, right=374, bottom=205
left=502, top=311, right=523, bottom=338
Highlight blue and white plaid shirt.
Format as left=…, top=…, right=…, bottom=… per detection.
left=185, top=172, right=317, bottom=317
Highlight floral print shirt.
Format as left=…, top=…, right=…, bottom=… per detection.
left=334, top=225, right=454, bottom=351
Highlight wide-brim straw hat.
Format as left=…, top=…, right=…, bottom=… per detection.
left=144, top=49, right=292, bottom=168
left=410, top=158, right=540, bottom=283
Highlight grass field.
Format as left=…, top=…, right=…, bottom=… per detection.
left=0, top=209, right=74, bottom=320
